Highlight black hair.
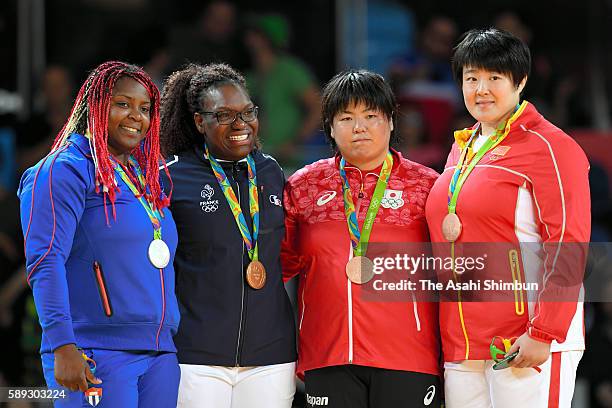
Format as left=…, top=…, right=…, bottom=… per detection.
left=160, top=62, right=254, bottom=156
left=452, top=28, right=531, bottom=88
left=321, top=70, right=398, bottom=151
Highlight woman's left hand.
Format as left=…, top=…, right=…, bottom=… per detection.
left=507, top=332, right=551, bottom=368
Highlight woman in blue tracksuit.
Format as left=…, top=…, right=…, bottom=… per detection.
left=159, top=63, right=297, bottom=408
left=18, top=61, right=180, bottom=407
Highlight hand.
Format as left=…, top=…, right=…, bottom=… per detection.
left=507, top=332, right=551, bottom=369
left=53, top=344, right=101, bottom=392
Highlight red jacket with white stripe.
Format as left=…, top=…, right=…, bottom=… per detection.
left=282, top=150, right=441, bottom=378
left=425, top=102, right=590, bottom=362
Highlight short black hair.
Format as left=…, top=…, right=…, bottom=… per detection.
left=321, top=70, right=398, bottom=151
left=452, top=28, right=531, bottom=88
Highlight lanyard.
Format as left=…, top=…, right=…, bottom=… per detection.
left=205, top=144, right=260, bottom=262
left=113, top=157, right=163, bottom=239
left=447, top=102, right=526, bottom=214
left=339, top=152, right=393, bottom=257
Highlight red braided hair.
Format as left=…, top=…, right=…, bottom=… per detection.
left=51, top=61, right=170, bottom=220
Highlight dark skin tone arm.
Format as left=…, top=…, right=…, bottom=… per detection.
left=54, top=344, right=101, bottom=392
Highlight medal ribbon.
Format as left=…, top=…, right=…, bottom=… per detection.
left=113, top=157, right=163, bottom=239
left=339, top=151, right=393, bottom=257
left=204, top=144, right=260, bottom=262
left=447, top=101, right=526, bottom=214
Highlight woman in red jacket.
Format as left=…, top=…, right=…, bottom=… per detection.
left=425, top=28, right=589, bottom=407
left=282, top=70, right=441, bottom=407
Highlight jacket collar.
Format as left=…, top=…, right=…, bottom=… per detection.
left=453, top=100, right=541, bottom=149
left=67, top=132, right=92, bottom=157
left=193, top=144, right=263, bottom=169
left=333, top=148, right=402, bottom=174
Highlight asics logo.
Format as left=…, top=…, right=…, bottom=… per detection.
left=424, top=385, right=436, bottom=406
left=316, top=191, right=337, bottom=206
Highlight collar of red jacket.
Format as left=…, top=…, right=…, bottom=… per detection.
left=453, top=100, right=544, bottom=149
left=333, top=148, right=403, bottom=174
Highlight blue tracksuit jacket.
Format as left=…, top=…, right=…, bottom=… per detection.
left=18, top=133, right=180, bottom=354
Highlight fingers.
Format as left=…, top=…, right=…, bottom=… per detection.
left=85, top=366, right=102, bottom=385
left=507, top=341, right=519, bottom=355
left=56, top=367, right=101, bottom=393
left=509, top=352, right=527, bottom=368
left=77, top=372, right=90, bottom=393
left=507, top=351, right=546, bottom=369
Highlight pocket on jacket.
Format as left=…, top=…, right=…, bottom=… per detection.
left=93, top=261, right=113, bottom=317
left=508, top=250, right=525, bottom=316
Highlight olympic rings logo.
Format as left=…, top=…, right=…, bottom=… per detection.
left=200, top=199, right=219, bottom=213
left=381, top=197, right=404, bottom=209
left=201, top=203, right=219, bottom=212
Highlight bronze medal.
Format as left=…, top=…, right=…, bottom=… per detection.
left=345, top=256, right=375, bottom=284
left=246, top=260, right=266, bottom=289
left=442, top=213, right=462, bottom=242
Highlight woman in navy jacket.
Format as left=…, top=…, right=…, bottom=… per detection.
left=159, top=63, right=296, bottom=408
left=18, top=61, right=180, bottom=407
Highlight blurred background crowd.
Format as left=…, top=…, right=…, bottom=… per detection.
left=1, top=0, right=611, bottom=407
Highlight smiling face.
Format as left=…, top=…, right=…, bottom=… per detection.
left=330, top=101, right=392, bottom=170
left=194, top=82, right=258, bottom=161
left=462, top=66, right=526, bottom=135
left=107, top=76, right=151, bottom=162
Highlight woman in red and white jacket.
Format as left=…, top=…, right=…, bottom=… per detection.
left=282, top=70, right=441, bottom=408
left=425, top=29, right=590, bottom=408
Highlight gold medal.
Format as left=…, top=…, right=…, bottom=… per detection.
left=442, top=213, right=462, bottom=242
left=345, top=256, right=375, bottom=284
left=246, top=260, right=266, bottom=289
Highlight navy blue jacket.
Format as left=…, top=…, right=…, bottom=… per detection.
left=18, top=133, right=180, bottom=354
left=162, top=146, right=296, bottom=366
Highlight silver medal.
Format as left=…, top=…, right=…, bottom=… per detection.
left=148, top=239, right=170, bottom=269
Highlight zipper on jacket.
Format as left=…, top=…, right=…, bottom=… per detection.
left=232, top=162, right=247, bottom=367
left=299, top=278, right=306, bottom=331
left=411, top=292, right=421, bottom=332
left=347, top=167, right=366, bottom=363
left=155, top=267, right=167, bottom=351
left=93, top=261, right=113, bottom=317
left=345, top=167, right=383, bottom=364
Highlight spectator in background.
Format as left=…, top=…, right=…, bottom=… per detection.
left=147, top=0, right=247, bottom=87
left=0, top=185, right=25, bottom=390
left=16, top=65, right=74, bottom=173
left=389, top=15, right=458, bottom=91
left=244, top=13, right=321, bottom=168
left=390, top=16, right=460, bottom=172
left=396, top=106, right=446, bottom=171
left=493, top=11, right=590, bottom=129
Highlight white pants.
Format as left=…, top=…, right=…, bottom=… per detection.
left=444, top=351, right=582, bottom=408
left=177, top=362, right=296, bottom=408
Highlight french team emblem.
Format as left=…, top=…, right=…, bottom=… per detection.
left=381, top=189, right=404, bottom=209
left=85, top=387, right=102, bottom=406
